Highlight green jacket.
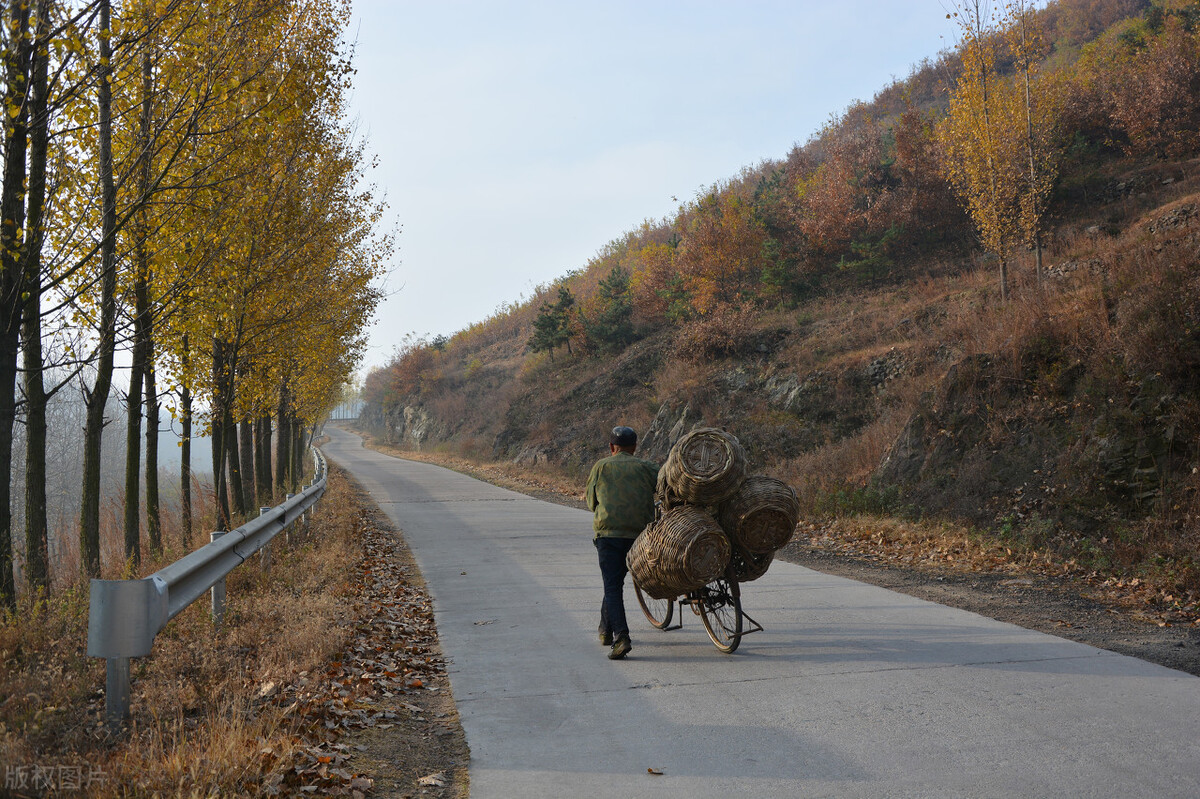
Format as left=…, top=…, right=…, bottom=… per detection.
left=585, top=451, right=660, bottom=538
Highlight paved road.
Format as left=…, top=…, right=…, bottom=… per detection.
left=322, top=426, right=1200, bottom=798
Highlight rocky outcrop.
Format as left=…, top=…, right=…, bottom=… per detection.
left=640, top=402, right=706, bottom=462
left=763, top=371, right=841, bottom=426
left=361, top=403, right=450, bottom=449
left=877, top=354, right=993, bottom=488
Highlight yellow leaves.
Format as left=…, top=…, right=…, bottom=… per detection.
left=938, top=1, right=1064, bottom=290
left=22, top=0, right=384, bottom=427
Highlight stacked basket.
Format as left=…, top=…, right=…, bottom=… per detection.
left=627, top=428, right=800, bottom=600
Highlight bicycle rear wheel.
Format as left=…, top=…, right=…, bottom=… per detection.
left=634, top=580, right=675, bottom=630
left=698, top=577, right=742, bottom=653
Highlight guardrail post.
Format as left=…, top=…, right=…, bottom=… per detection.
left=88, top=576, right=167, bottom=726
left=260, top=506, right=275, bottom=554
left=210, top=531, right=227, bottom=626
left=106, top=657, right=131, bottom=727
left=286, top=493, right=297, bottom=542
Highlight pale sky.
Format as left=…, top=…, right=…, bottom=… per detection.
left=346, top=1, right=957, bottom=373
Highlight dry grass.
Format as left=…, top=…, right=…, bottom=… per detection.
left=801, top=514, right=1067, bottom=577
left=0, top=470, right=365, bottom=797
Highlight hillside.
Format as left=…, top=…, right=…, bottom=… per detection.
left=361, top=0, right=1200, bottom=599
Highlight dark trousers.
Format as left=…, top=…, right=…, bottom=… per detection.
left=595, top=536, right=636, bottom=639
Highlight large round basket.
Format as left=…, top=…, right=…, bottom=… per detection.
left=655, top=469, right=685, bottom=512
left=718, top=475, right=800, bottom=555
left=660, top=428, right=747, bottom=506
left=731, top=548, right=774, bottom=583
left=626, top=506, right=731, bottom=600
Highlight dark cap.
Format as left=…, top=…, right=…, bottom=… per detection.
left=610, top=426, right=637, bottom=447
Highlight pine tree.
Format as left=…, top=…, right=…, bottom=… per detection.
left=528, top=285, right=575, bottom=358
left=585, top=266, right=635, bottom=354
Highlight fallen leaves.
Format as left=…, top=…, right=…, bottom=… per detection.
left=795, top=517, right=1200, bottom=630
left=253, top=510, right=456, bottom=796
left=419, top=771, right=448, bottom=787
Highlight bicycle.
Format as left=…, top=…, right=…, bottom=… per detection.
left=632, top=561, right=763, bottom=654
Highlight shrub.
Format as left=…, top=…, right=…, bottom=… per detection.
left=673, top=306, right=758, bottom=362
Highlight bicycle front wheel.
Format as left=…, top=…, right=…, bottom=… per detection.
left=634, top=580, right=675, bottom=630
left=698, top=577, right=743, bottom=653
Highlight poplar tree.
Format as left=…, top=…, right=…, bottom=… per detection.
left=938, top=0, right=1061, bottom=301
left=1005, top=0, right=1059, bottom=288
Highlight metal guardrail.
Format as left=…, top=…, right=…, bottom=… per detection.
left=86, top=447, right=328, bottom=724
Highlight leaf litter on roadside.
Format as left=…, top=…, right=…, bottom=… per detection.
left=798, top=519, right=1200, bottom=628
left=256, top=509, right=455, bottom=796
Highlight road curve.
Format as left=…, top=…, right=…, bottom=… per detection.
left=322, top=425, right=1200, bottom=799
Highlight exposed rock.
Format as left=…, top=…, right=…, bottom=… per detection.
left=876, top=355, right=994, bottom=488
left=358, top=403, right=452, bottom=449
left=865, top=348, right=904, bottom=387
left=763, top=371, right=834, bottom=419
left=390, top=405, right=442, bottom=449
left=763, top=374, right=802, bottom=409
left=1048, top=258, right=1105, bottom=279
left=640, top=402, right=705, bottom=461
left=1146, top=203, right=1195, bottom=234
left=513, top=447, right=550, bottom=466
left=403, top=407, right=430, bottom=444
left=721, top=367, right=753, bottom=392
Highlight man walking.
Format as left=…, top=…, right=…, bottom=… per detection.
left=585, top=426, right=659, bottom=660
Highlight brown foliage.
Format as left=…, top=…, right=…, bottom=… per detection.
left=628, top=241, right=678, bottom=327
left=674, top=191, right=768, bottom=314
left=1064, top=11, right=1200, bottom=157
left=892, top=109, right=968, bottom=241
left=673, top=305, right=759, bottom=362
left=1110, top=17, right=1200, bottom=157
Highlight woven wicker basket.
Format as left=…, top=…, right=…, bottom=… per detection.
left=627, top=506, right=731, bottom=600
left=655, top=469, right=685, bottom=512
left=660, top=428, right=747, bottom=507
left=718, top=475, right=800, bottom=554
left=731, top=547, right=774, bottom=583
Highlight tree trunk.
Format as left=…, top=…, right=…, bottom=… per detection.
left=275, top=385, right=290, bottom=493
left=80, top=0, right=119, bottom=578
left=1018, top=5, right=1044, bottom=290
left=255, top=414, right=271, bottom=504
left=123, top=302, right=146, bottom=569
left=21, top=304, right=46, bottom=593
left=180, top=333, right=192, bottom=549
left=136, top=22, right=160, bottom=560
left=226, top=410, right=245, bottom=517
left=292, top=420, right=303, bottom=490
left=21, top=0, right=50, bottom=594
left=144, top=346, right=161, bottom=556
left=211, top=338, right=231, bottom=530
left=239, top=418, right=255, bottom=509
left=0, top=0, right=32, bottom=607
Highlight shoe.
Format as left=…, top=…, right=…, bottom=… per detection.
left=608, top=635, right=632, bottom=660
left=599, top=628, right=613, bottom=646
